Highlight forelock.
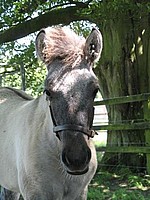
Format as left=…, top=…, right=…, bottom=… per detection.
left=43, top=27, right=85, bottom=67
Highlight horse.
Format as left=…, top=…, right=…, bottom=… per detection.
left=0, top=26, right=102, bottom=200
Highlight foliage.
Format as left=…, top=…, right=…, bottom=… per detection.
left=0, top=0, right=92, bottom=95
left=0, top=36, right=47, bottom=96
left=90, top=0, right=150, bottom=20
left=0, top=0, right=53, bottom=29
left=1, top=0, right=149, bottom=95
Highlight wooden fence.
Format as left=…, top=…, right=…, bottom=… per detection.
left=1, top=67, right=150, bottom=173
left=93, top=93, right=150, bottom=174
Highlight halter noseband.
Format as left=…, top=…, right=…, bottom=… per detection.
left=53, top=124, right=96, bottom=138
left=44, top=90, right=97, bottom=139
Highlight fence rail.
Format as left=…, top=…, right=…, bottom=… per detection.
left=94, top=93, right=150, bottom=106
left=94, top=121, right=150, bottom=131
left=96, top=146, right=150, bottom=154
left=93, top=93, right=150, bottom=174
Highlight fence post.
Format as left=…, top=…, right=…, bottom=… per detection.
left=0, top=75, right=2, bottom=86
left=144, top=98, right=150, bottom=174
left=20, top=62, right=26, bottom=91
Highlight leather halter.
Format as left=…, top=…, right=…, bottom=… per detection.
left=53, top=124, right=96, bottom=138
left=45, top=90, right=97, bottom=139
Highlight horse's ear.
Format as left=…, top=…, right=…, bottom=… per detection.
left=84, top=28, right=103, bottom=63
left=35, top=29, right=46, bottom=62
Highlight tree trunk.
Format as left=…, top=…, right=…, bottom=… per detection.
left=95, top=11, right=150, bottom=171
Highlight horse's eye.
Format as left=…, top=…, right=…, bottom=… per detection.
left=45, top=89, right=53, bottom=100
left=93, top=88, right=99, bottom=99
left=45, top=89, right=51, bottom=96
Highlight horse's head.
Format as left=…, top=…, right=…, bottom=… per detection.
left=36, top=27, right=102, bottom=175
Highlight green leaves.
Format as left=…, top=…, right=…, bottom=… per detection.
left=90, top=0, right=150, bottom=22
left=0, top=0, right=50, bottom=29
left=0, top=0, right=89, bottom=96
left=0, top=35, right=46, bottom=96
left=1, top=0, right=149, bottom=96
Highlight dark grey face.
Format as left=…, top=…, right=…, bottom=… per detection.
left=45, top=60, right=99, bottom=175
left=36, top=26, right=103, bottom=175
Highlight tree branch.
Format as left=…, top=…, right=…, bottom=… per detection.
left=68, top=0, right=88, bottom=7
left=0, top=6, right=89, bottom=45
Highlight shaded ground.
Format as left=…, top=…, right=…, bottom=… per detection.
left=88, top=168, right=150, bottom=200
left=91, top=127, right=150, bottom=199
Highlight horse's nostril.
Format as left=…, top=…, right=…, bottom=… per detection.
left=63, top=154, right=71, bottom=166
left=62, top=148, right=91, bottom=171
left=62, top=152, right=71, bottom=167
left=87, top=148, right=91, bottom=163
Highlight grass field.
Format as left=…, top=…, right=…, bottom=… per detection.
left=88, top=167, right=150, bottom=200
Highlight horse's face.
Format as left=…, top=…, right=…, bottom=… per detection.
left=46, top=65, right=99, bottom=175
left=36, top=27, right=103, bottom=175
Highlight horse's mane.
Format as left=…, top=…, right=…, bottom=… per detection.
left=43, top=27, right=85, bottom=67
left=4, top=87, right=34, bottom=101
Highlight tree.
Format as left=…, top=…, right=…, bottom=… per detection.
left=0, top=0, right=90, bottom=95
left=92, top=1, right=150, bottom=170
left=0, top=0, right=150, bottom=170
left=0, top=1, right=89, bottom=44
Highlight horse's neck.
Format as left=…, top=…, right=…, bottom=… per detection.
left=29, top=94, right=61, bottom=157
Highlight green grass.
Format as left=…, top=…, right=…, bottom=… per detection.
left=88, top=168, right=150, bottom=200
left=88, top=141, right=150, bottom=199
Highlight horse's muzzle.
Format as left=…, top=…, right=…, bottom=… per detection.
left=62, top=144, right=91, bottom=176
